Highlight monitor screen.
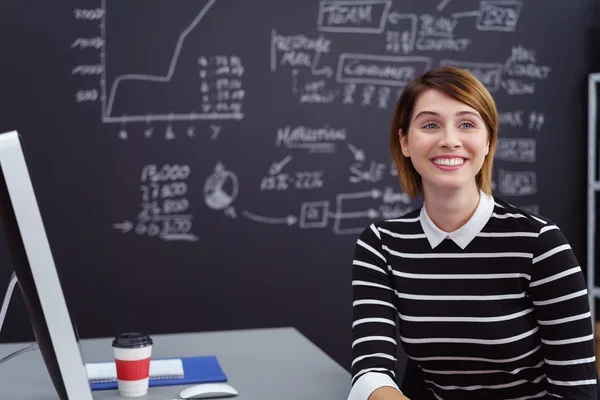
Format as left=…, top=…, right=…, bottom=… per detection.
left=0, top=130, right=93, bottom=400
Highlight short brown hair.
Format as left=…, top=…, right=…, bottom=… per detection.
left=390, top=66, right=499, bottom=198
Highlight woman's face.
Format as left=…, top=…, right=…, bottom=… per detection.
left=399, top=88, right=489, bottom=196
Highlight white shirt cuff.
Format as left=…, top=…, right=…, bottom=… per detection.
left=347, top=371, right=401, bottom=400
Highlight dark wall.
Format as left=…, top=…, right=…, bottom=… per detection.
left=0, top=0, right=595, bottom=372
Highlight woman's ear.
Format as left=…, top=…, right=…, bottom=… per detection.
left=399, top=129, right=410, bottom=157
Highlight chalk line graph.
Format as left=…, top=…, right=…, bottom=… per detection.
left=100, top=0, right=243, bottom=123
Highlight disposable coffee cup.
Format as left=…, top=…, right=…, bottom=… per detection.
left=112, top=333, right=153, bottom=397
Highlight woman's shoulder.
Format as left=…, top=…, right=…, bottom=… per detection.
left=358, top=207, right=423, bottom=240
left=491, top=195, right=557, bottom=233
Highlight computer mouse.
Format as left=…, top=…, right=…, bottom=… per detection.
left=179, top=382, right=238, bottom=399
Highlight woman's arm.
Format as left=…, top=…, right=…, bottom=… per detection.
left=368, top=387, right=410, bottom=400
left=529, top=223, right=597, bottom=399
left=347, top=224, right=408, bottom=400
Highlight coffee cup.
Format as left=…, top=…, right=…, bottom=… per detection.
left=112, top=332, right=153, bottom=397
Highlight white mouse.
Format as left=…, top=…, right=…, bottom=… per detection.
left=179, top=382, right=238, bottom=399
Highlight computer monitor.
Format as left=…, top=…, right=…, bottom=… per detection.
left=0, top=130, right=93, bottom=400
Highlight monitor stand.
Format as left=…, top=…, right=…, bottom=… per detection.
left=0, top=272, right=39, bottom=364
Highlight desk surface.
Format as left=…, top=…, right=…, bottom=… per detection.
left=0, top=326, right=351, bottom=399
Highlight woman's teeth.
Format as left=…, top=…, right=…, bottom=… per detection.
left=433, top=158, right=464, bottom=166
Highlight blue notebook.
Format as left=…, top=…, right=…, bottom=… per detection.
left=89, top=356, right=228, bottom=391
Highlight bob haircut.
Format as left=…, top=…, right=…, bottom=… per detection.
left=390, top=66, right=499, bottom=198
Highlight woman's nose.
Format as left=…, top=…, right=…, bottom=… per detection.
left=440, top=128, right=461, bottom=148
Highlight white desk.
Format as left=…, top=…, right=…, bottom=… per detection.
left=0, top=327, right=351, bottom=399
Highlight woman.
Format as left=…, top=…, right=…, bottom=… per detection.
left=348, top=66, right=597, bottom=400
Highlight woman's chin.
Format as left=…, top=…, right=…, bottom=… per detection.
left=422, top=177, right=477, bottom=194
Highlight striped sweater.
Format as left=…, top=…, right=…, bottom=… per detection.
left=348, top=194, right=597, bottom=400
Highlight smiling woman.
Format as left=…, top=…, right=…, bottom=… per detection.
left=398, top=90, right=492, bottom=211
left=391, top=66, right=498, bottom=202
left=347, top=66, right=598, bottom=400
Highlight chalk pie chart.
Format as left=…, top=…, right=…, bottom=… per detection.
left=204, top=164, right=239, bottom=210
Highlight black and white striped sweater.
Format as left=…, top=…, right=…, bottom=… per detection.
left=348, top=193, right=597, bottom=400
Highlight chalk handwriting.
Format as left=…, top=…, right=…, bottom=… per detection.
left=501, top=79, right=536, bottom=95
left=389, top=163, right=398, bottom=176
left=419, top=14, right=459, bottom=37
left=71, top=64, right=103, bottom=75
left=71, top=37, right=104, bottom=49
left=385, top=14, right=417, bottom=54
left=379, top=204, right=414, bottom=219
left=336, top=54, right=432, bottom=86
left=499, top=45, right=550, bottom=95
left=74, top=8, right=104, bottom=20
left=495, top=138, right=536, bottom=162
left=300, top=201, right=330, bottom=228
left=528, top=112, right=545, bottom=131
left=504, top=45, right=551, bottom=80
left=349, top=161, right=387, bottom=183
left=141, top=164, right=191, bottom=182
left=109, top=0, right=550, bottom=240
left=299, top=80, right=336, bottom=104
left=498, top=169, right=537, bottom=196
left=275, top=125, right=346, bottom=153
left=197, top=55, right=245, bottom=116
left=440, top=61, right=501, bottom=91
left=382, top=186, right=412, bottom=204
left=260, top=171, right=324, bottom=191
left=476, top=0, right=522, bottom=32
left=415, top=37, right=471, bottom=52
left=270, top=29, right=332, bottom=72
left=499, top=111, right=524, bottom=127
left=132, top=164, right=197, bottom=241
left=75, top=89, right=98, bottom=102
left=318, top=0, right=392, bottom=33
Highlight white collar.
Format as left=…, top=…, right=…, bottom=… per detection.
left=419, top=190, right=494, bottom=250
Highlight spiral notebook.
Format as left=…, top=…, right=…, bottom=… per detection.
left=86, top=356, right=228, bottom=391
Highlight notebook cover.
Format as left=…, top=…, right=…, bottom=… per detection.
left=89, top=355, right=228, bottom=391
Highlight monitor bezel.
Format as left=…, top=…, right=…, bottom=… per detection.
left=0, top=130, right=93, bottom=399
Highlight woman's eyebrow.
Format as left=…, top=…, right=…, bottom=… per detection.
left=456, top=111, right=483, bottom=120
left=412, top=111, right=439, bottom=121
left=412, top=110, right=482, bottom=122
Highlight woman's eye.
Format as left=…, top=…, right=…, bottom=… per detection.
left=423, top=122, right=438, bottom=129
left=460, top=122, right=475, bottom=129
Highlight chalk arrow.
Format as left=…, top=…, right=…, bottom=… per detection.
left=388, top=12, right=412, bottom=24
left=338, top=189, right=382, bottom=200
left=451, top=10, right=480, bottom=18
left=241, top=210, right=298, bottom=226
left=224, top=207, right=237, bottom=219
left=347, top=144, right=365, bottom=162
left=328, top=209, right=379, bottom=219
left=113, top=221, right=133, bottom=233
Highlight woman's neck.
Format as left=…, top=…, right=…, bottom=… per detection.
left=422, top=184, right=481, bottom=233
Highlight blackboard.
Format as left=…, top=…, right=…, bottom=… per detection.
left=0, top=0, right=595, bottom=372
